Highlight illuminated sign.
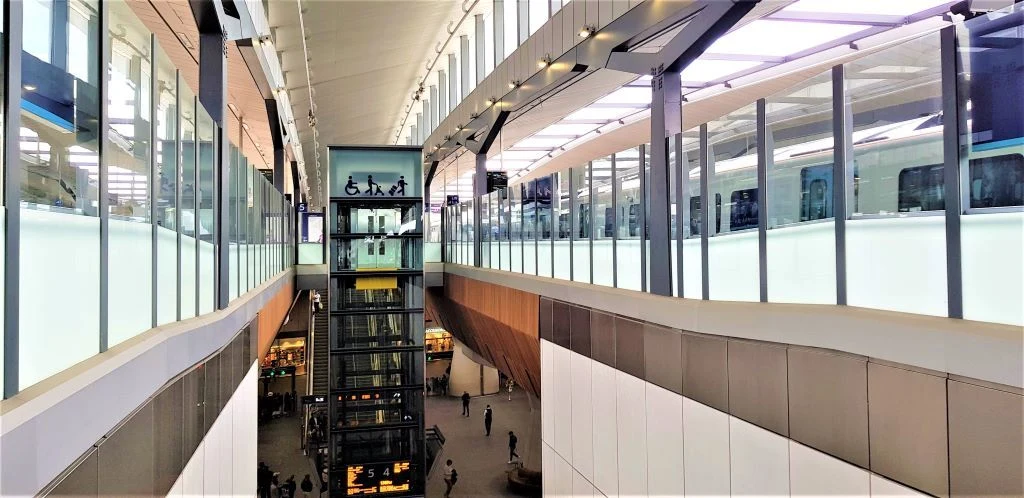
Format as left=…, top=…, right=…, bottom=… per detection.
left=346, top=462, right=412, bottom=495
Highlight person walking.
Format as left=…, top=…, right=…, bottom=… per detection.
left=284, top=475, right=297, bottom=498
left=461, top=391, right=470, bottom=417
left=300, top=474, right=314, bottom=498
left=483, top=404, right=493, bottom=436
left=443, top=459, right=458, bottom=497
left=320, top=468, right=329, bottom=496
left=507, top=431, right=520, bottom=464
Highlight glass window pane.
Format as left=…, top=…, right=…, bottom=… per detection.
left=616, top=148, right=642, bottom=291
left=536, top=176, right=553, bottom=277
left=572, top=165, right=590, bottom=283
left=107, top=0, right=153, bottom=346
left=229, top=146, right=239, bottom=301
left=592, top=157, right=614, bottom=287
left=529, top=0, right=547, bottom=35
left=845, top=32, right=946, bottom=316
left=765, top=70, right=837, bottom=305
left=707, top=104, right=760, bottom=302
left=489, top=191, right=500, bottom=269
left=959, top=5, right=1024, bottom=326
left=522, top=181, right=536, bottom=274
left=681, top=130, right=702, bottom=299
left=553, top=170, right=571, bottom=280
left=509, top=183, right=522, bottom=272
left=180, top=85, right=197, bottom=319
left=19, top=0, right=101, bottom=389
left=503, top=0, right=518, bottom=59
left=155, top=44, right=178, bottom=325
left=480, top=193, right=490, bottom=268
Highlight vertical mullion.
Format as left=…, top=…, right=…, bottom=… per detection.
left=588, top=161, right=594, bottom=284
left=568, top=169, right=574, bottom=280
left=756, top=99, right=768, bottom=303
left=611, top=153, right=618, bottom=288
left=699, top=124, right=710, bottom=300
left=194, top=96, right=201, bottom=315
left=674, top=134, right=685, bottom=297
left=176, top=73, right=183, bottom=319
left=549, top=174, right=555, bottom=277
left=150, top=34, right=159, bottom=328
left=639, top=143, right=647, bottom=293
left=940, top=26, right=964, bottom=319
left=3, top=0, right=25, bottom=397
left=831, top=65, right=849, bottom=306
left=99, top=0, right=110, bottom=351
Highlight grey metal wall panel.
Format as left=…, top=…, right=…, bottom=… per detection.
left=614, top=316, right=644, bottom=379
left=727, top=339, right=789, bottom=436
left=787, top=347, right=869, bottom=468
left=868, top=362, right=949, bottom=497
left=682, top=332, right=728, bottom=413
left=643, top=324, right=682, bottom=395
left=182, top=366, right=205, bottom=459
left=552, top=300, right=572, bottom=349
left=590, top=310, right=616, bottom=368
left=569, top=305, right=592, bottom=357
left=97, top=402, right=155, bottom=497
left=948, top=380, right=1024, bottom=497
left=154, top=380, right=184, bottom=495
left=539, top=297, right=554, bottom=342
left=49, top=452, right=98, bottom=497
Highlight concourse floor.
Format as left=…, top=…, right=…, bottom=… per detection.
left=257, top=374, right=322, bottom=493
left=425, top=388, right=542, bottom=497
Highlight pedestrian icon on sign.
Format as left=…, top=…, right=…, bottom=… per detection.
left=366, top=175, right=384, bottom=196
left=389, top=176, right=408, bottom=196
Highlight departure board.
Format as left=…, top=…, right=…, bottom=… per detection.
left=346, top=461, right=411, bottom=495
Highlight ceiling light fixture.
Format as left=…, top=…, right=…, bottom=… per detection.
left=242, top=123, right=251, bottom=131
left=579, top=25, right=595, bottom=38
left=227, top=103, right=239, bottom=115
left=538, top=55, right=551, bottom=69
left=509, top=80, right=521, bottom=89
left=486, top=98, right=496, bottom=107
left=23, top=84, right=37, bottom=91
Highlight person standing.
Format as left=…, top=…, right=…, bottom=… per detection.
left=284, top=475, right=297, bottom=498
left=507, top=431, right=520, bottom=464
left=443, top=459, right=458, bottom=497
left=300, top=474, right=314, bottom=498
left=483, top=405, right=493, bottom=436
left=461, top=391, right=470, bottom=417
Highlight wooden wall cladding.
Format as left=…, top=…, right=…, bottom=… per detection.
left=257, top=280, right=296, bottom=357
left=426, top=274, right=541, bottom=396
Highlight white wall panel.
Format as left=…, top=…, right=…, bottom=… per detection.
left=683, top=398, right=730, bottom=497
left=554, top=449, right=575, bottom=498
left=645, top=383, right=684, bottom=497
left=543, top=442, right=555, bottom=498
left=203, top=416, right=222, bottom=494
left=871, top=475, right=929, bottom=497
left=570, top=351, right=595, bottom=481
left=729, top=416, right=790, bottom=496
left=615, top=372, right=648, bottom=497
left=591, top=361, right=619, bottom=496
left=790, top=440, right=870, bottom=496
left=180, top=443, right=204, bottom=497
left=552, top=344, right=574, bottom=460
left=542, top=340, right=555, bottom=446
left=573, top=470, right=596, bottom=497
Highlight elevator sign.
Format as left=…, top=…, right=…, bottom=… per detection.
left=346, top=461, right=411, bottom=495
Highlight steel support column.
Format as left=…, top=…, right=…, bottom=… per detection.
left=98, top=0, right=110, bottom=351
left=150, top=34, right=159, bottom=328
left=3, top=0, right=24, bottom=397
left=648, top=70, right=681, bottom=296
left=673, top=134, right=685, bottom=297
left=831, top=65, right=849, bottom=305
left=699, top=124, right=710, bottom=300
left=756, top=98, right=768, bottom=302
left=940, top=26, right=964, bottom=319
left=196, top=11, right=231, bottom=309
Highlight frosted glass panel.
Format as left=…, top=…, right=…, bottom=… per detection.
left=682, top=238, right=702, bottom=299
left=20, top=210, right=100, bottom=388
left=199, top=241, right=215, bottom=314
left=108, top=219, right=153, bottom=347
left=708, top=231, right=759, bottom=302
left=229, top=243, right=239, bottom=300
left=962, top=212, right=1024, bottom=326
left=157, top=226, right=178, bottom=325
left=847, top=217, right=946, bottom=316
left=767, top=221, right=836, bottom=304
left=181, top=235, right=197, bottom=319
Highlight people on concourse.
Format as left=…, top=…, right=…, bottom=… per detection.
left=461, top=391, right=470, bottom=417
left=483, top=404, right=493, bottom=436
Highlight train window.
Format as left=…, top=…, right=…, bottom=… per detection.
left=729, top=189, right=759, bottom=231
left=689, top=196, right=702, bottom=236
left=969, top=154, right=1024, bottom=208
left=799, top=164, right=833, bottom=221
left=898, top=164, right=945, bottom=212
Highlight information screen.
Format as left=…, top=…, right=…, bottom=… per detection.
left=346, top=461, right=411, bottom=495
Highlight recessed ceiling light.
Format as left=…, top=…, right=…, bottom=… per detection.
left=23, top=84, right=37, bottom=91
